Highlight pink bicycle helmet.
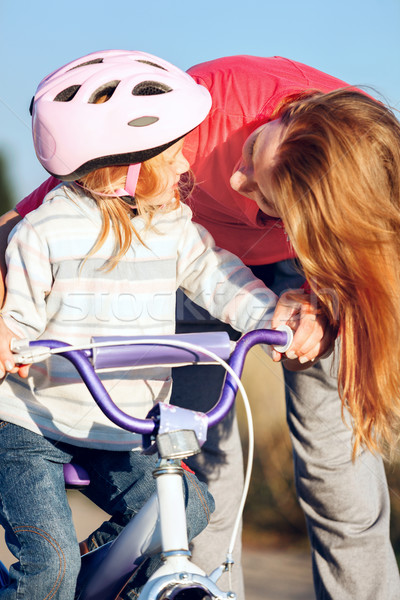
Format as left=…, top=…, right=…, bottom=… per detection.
left=31, top=50, right=212, bottom=183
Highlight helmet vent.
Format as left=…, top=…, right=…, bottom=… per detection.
left=135, top=59, right=167, bottom=71
left=69, top=58, right=104, bottom=71
left=132, top=81, right=172, bottom=96
left=128, top=116, right=159, bottom=127
left=88, top=81, right=120, bottom=104
left=54, top=85, right=81, bottom=102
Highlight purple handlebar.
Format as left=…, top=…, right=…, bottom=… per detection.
left=30, top=329, right=287, bottom=434
left=206, top=329, right=286, bottom=427
left=91, top=332, right=232, bottom=369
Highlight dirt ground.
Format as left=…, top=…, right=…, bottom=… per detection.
left=243, top=547, right=314, bottom=600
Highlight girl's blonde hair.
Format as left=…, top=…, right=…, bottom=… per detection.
left=75, top=150, right=188, bottom=270
left=270, top=89, right=400, bottom=457
left=73, top=90, right=191, bottom=270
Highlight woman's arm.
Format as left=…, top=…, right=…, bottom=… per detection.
left=176, top=211, right=336, bottom=366
left=0, top=209, right=22, bottom=301
left=0, top=210, right=53, bottom=378
left=0, top=210, right=25, bottom=377
left=0, top=180, right=60, bottom=377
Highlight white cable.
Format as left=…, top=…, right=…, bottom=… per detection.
left=13, top=336, right=254, bottom=568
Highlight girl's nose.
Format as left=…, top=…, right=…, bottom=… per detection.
left=177, top=155, right=190, bottom=175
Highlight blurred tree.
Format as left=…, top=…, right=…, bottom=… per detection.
left=0, top=151, right=15, bottom=213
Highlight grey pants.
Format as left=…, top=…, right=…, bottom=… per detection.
left=285, top=349, right=400, bottom=599
left=173, top=259, right=400, bottom=600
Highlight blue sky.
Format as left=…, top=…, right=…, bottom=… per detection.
left=1, top=0, right=399, bottom=204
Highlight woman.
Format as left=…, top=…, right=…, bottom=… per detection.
left=231, top=88, right=400, bottom=457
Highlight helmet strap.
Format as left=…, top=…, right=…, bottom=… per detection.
left=115, top=163, right=141, bottom=198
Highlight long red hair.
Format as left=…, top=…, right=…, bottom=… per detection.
left=270, top=89, right=400, bottom=457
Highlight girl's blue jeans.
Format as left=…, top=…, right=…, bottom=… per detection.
left=0, top=421, right=214, bottom=599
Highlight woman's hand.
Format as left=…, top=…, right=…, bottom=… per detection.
left=271, top=291, right=336, bottom=369
left=0, top=318, right=30, bottom=379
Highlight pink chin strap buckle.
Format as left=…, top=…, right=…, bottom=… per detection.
left=115, top=163, right=141, bottom=197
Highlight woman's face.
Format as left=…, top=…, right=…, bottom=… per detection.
left=230, top=119, right=284, bottom=218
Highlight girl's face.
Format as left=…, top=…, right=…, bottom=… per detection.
left=152, top=139, right=190, bottom=205
left=230, top=119, right=284, bottom=218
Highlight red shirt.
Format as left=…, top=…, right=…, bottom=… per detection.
left=17, top=55, right=349, bottom=265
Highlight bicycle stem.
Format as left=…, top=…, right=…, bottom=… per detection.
left=153, top=459, right=191, bottom=559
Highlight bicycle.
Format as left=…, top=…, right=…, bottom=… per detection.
left=0, top=326, right=292, bottom=600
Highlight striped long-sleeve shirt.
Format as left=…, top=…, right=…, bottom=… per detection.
left=0, top=185, right=277, bottom=449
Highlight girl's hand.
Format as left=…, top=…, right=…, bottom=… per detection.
left=0, top=317, right=30, bottom=379
left=271, top=291, right=336, bottom=368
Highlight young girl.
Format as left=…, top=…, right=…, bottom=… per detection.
left=0, top=50, right=281, bottom=599
left=233, top=87, right=400, bottom=458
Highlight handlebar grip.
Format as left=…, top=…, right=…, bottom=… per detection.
left=272, top=325, right=293, bottom=353
left=91, top=332, right=232, bottom=369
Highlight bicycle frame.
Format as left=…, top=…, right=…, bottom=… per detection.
left=3, top=328, right=291, bottom=600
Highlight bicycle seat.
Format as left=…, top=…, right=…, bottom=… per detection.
left=63, top=463, right=90, bottom=489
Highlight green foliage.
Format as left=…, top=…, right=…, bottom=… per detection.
left=0, top=151, right=16, bottom=212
